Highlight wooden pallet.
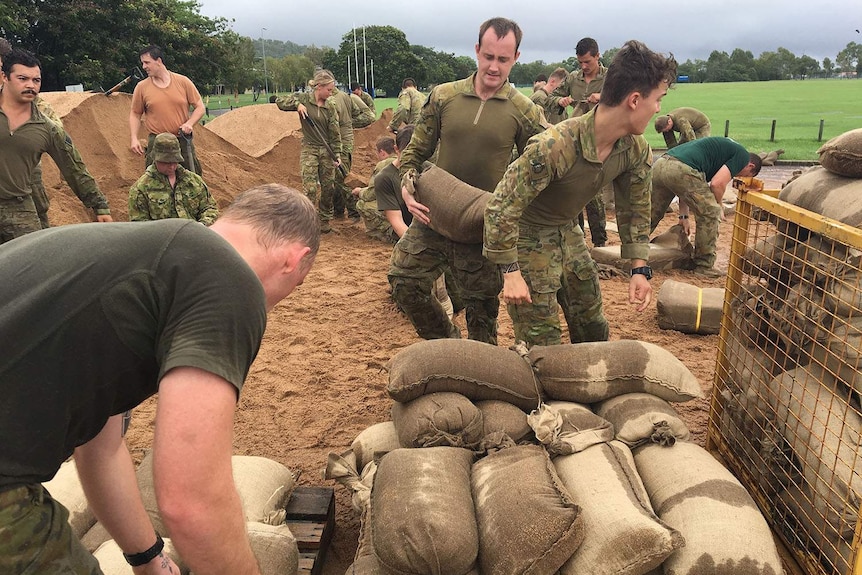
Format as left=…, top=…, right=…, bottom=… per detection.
left=285, top=486, right=335, bottom=575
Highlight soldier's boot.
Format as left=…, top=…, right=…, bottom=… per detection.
left=390, top=277, right=461, bottom=340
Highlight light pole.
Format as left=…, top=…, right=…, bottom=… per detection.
left=261, top=27, right=268, bottom=94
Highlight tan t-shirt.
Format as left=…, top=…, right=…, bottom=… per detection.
left=131, top=72, right=201, bottom=136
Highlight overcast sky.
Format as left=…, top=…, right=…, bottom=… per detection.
left=197, top=0, right=859, bottom=66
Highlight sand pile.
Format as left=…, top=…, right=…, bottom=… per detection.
left=205, top=103, right=301, bottom=157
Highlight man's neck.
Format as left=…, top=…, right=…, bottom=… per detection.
left=592, top=105, right=630, bottom=160
left=474, top=76, right=503, bottom=101
left=152, top=68, right=171, bottom=87
left=0, top=90, right=32, bottom=117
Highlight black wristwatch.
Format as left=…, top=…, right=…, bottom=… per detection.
left=123, top=533, right=164, bottom=567
left=630, top=266, right=653, bottom=280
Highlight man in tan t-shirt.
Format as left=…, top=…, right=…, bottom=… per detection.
left=129, top=44, right=205, bottom=176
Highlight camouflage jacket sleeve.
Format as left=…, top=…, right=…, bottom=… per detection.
left=350, top=94, right=376, bottom=128
left=128, top=172, right=154, bottom=221
left=399, top=88, right=440, bottom=179
left=483, top=128, right=573, bottom=263
left=548, top=72, right=574, bottom=109
left=676, top=117, right=695, bottom=143
left=46, top=124, right=110, bottom=215
left=36, top=97, right=64, bottom=129
left=663, top=130, right=678, bottom=149
left=273, top=91, right=306, bottom=112
left=325, top=99, right=343, bottom=160
left=388, top=89, right=411, bottom=132
left=614, top=137, right=653, bottom=262
left=181, top=171, right=219, bottom=225
left=511, top=90, right=549, bottom=156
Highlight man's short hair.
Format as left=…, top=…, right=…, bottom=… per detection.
left=0, top=38, right=12, bottom=58
left=600, top=40, right=677, bottom=108
left=654, top=115, right=672, bottom=132
left=575, top=37, right=599, bottom=58
left=748, top=153, right=763, bottom=176
left=395, top=125, right=415, bottom=151
left=402, top=78, right=416, bottom=88
left=2, top=48, right=40, bottom=76
left=375, top=136, right=395, bottom=155
left=220, top=184, right=320, bottom=258
left=534, top=74, right=547, bottom=83
left=478, top=17, right=523, bottom=52
left=550, top=67, right=568, bottom=81
left=139, top=45, right=165, bottom=63
left=350, top=82, right=361, bottom=91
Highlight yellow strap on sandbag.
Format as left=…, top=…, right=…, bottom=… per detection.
left=695, top=288, right=703, bottom=332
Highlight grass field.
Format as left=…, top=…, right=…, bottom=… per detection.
left=208, top=79, right=861, bottom=161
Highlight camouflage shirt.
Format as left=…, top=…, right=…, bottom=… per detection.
left=550, top=64, right=608, bottom=118
left=128, top=164, right=219, bottom=225
left=274, top=92, right=342, bottom=160
left=35, top=96, right=63, bottom=129
left=400, top=73, right=546, bottom=192
left=328, top=89, right=355, bottom=152
left=530, top=87, right=567, bottom=124
left=350, top=93, right=376, bottom=128
left=662, top=107, right=711, bottom=148
left=0, top=102, right=109, bottom=214
left=484, top=107, right=653, bottom=264
left=358, top=90, right=375, bottom=113
left=388, top=86, right=425, bottom=132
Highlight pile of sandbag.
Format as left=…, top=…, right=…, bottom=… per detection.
left=327, top=338, right=783, bottom=575
left=43, top=454, right=301, bottom=575
left=716, top=130, right=862, bottom=572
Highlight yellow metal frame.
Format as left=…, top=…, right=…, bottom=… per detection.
left=708, top=188, right=862, bottom=575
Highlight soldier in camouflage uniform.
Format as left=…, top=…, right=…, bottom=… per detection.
left=273, top=70, right=342, bottom=232
left=649, top=137, right=761, bottom=278
left=350, top=91, right=376, bottom=128
left=390, top=17, right=546, bottom=345
left=654, top=107, right=711, bottom=149
left=387, top=78, right=425, bottom=133
left=328, top=86, right=360, bottom=221
left=353, top=135, right=397, bottom=242
left=351, top=82, right=375, bottom=114
left=530, top=67, right=568, bottom=125
left=484, top=40, right=678, bottom=346
left=0, top=49, right=112, bottom=244
left=550, top=37, right=609, bottom=248
left=129, top=132, right=219, bottom=225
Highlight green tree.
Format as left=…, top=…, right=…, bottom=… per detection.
left=329, top=25, right=420, bottom=96
left=601, top=47, right=619, bottom=66
left=795, top=55, right=820, bottom=79
left=823, top=57, right=834, bottom=77
left=303, top=45, right=335, bottom=68
left=836, top=42, right=861, bottom=74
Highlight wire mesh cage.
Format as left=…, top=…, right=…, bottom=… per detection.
left=708, top=184, right=862, bottom=575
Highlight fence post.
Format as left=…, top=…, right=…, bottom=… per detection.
left=818, top=119, right=825, bottom=142
left=724, top=120, right=729, bottom=137
left=770, top=120, right=776, bottom=142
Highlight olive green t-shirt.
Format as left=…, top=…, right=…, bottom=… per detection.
left=668, top=137, right=749, bottom=180
left=0, top=220, right=266, bottom=488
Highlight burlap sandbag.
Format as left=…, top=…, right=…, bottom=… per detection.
left=555, top=440, right=683, bottom=575
left=82, top=453, right=298, bottom=551
left=741, top=233, right=797, bottom=281
left=324, top=450, right=376, bottom=514
left=818, top=128, right=862, bottom=178
left=371, top=447, right=478, bottom=575
left=656, top=279, right=724, bottom=335
left=94, top=538, right=188, bottom=575
left=768, top=365, right=862, bottom=536
left=528, top=341, right=703, bottom=403
left=634, top=441, right=783, bottom=575
left=388, top=339, right=540, bottom=412
left=825, top=259, right=862, bottom=318
left=528, top=401, right=614, bottom=456
left=390, top=392, right=484, bottom=448
left=475, top=400, right=532, bottom=443
left=472, top=444, right=584, bottom=575
left=778, top=166, right=862, bottom=227
left=590, top=242, right=692, bottom=272
left=42, top=459, right=96, bottom=540
left=811, top=316, right=862, bottom=396
left=413, top=164, right=490, bottom=243
left=351, top=421, right=401, bottom=472
left=594, top=392, right=690, bottom=448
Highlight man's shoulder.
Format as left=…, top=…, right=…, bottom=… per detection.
left=374, top=157, right=396, bottom=171
left=429, top=77, right=472, bottom=101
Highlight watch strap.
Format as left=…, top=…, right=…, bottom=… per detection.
left=123, top=534, right=164, bottom=567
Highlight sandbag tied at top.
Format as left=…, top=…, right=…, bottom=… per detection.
left=391, top=392, right=485, bottom=448
left=527, top=340, right=703, bottom=404
left=387, top=339, right=541, bottom=412
left=656, top=279, right=724, bottom=335
left=528, top=401, right=614, bottom=456
left=350, top=421, right=401, bottom=472
left=413, top=164, right=491, bottom=243
left=371, top=447, right=478, bottom=575
left=594, top=392, right=690, bottom=448
left=778, top=166, right=862, bottom=227
left=819, top=128, right=862, bottom=178
left=472, top=444, right=585, bottom=575
left=555, top=440, right=683, bottom=575
left=634, top=441, right=783, bottom=575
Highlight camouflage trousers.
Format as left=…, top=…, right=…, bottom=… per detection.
left=146, top=132, right=203, bottom=177
left=509, top=221, right=608, bottom=347
left=576, top=187, right=607, bottom=247
left=332, top=152, right=359, bottom=218
left=31, top=161, right=51, bottom=229
left=389, top=221, right=500, bottom=344
left=0, top=484, right=102, bottom=575
left=356, top=197, right=396, bottom=243
left=300, top=144, right=337, bottom=222
left=649, top=155, right=721, bottom=270
left=0, top=195, right=43, bottom=245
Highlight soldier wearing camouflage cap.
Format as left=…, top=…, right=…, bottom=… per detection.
left=129, top=132, right=219, bottom=225
left=484, top=40, right=678, bottom=346
left=0, top=48, right=112, bottom=244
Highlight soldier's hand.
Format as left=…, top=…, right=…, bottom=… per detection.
left=501, top=271, right=532, bottom=305
left=96, top=214, right=114, bottom=223
left=402, top=185, right=430, bottom=225
left=629, top=275, right=652, bottom=312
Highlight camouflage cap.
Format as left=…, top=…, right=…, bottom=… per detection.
left=152, top=132, right=184, bottom=163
